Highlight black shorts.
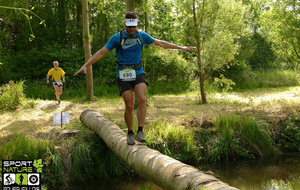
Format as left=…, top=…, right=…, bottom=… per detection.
left=117, top=73, right=148, bottom=96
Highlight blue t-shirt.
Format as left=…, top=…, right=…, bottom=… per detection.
left=105, top=30, right=155, bottom=77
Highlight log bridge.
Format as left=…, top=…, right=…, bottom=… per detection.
left=80, top=109, right=239, bottom=190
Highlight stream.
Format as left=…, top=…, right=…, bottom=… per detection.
left=60, top=155, right=300, bottom=190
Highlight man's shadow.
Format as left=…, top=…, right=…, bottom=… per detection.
left=41, top=102, right=59, bottom=112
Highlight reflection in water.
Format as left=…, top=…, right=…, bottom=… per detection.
left=55, top=155, right=299, bottom=190
left=198, top=155, right=300, bottom=190
left=65, top=175, right=163, bottom=190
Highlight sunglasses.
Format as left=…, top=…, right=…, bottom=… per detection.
left=127, top=26, right=137, bottom=28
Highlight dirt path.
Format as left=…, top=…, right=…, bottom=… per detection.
left=1, top=87, right=299, bottom=139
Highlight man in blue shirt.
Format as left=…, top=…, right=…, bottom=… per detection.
left=74, top=12, right=195, bottom=145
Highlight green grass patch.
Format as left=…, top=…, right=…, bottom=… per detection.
left=146, top=121, right=201, bottom=163
left=199, top=114, right=274, bottom=162
left=145, top=114, right=276, bottom=163
left=232, top=69, right=299, bottom=90
left=69, top=128, right=130, bottom=183
left=0, top=133, right=55, bottom=160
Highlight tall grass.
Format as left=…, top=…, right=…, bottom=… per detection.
left=204, top=114, right=274, bottom=162
left=233, top=69, right=299, bottom=90
left=71, top=143, right=94, bottom=182
left=146, top=121, right=201, bottom=162
left=47, top=152, right=64, bottom=184
left=0, top=133, right=55, bottom=160
left=145, top=115, right=275, bottom=163
left=70, top=129, right=130, bottom=183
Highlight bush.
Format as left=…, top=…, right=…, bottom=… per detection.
left=144, top=47, right=194, bottom=85
left=279, top=116, right=300, bottom=153
left=0, top=80, right=26, bottom=111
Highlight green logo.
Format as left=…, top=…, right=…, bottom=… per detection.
left=33, top=159, right=43, bottom=173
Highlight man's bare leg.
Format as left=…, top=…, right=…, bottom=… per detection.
left=134, top=83, right=147, bottom=127
left=122, top=89, right=134, bottom=131
left=53, top=85, right=60, bottom=100
left=134, top=82, right=147, bottom=142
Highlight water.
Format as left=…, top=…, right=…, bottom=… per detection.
left=199, top=155, right=300, bottom=190
left=60, top=155, right=300, bottom=190
left=67, top=175, right=163, bottom=190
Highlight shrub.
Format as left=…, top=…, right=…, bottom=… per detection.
left=0, top=80, right=26, bottom=111
left=278, top=116, right=300, bottom=153
left=144, top=47, right=195, bottom=86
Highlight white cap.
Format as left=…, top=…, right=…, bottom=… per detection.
left=125, top=18, right=138, bottom=26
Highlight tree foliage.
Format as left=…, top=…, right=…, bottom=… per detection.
left=261, top=0, right=300, bottom=69
left=0, top=0, right=299, bottom=96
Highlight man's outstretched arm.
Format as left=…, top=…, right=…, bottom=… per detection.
left=73, top=47, right=110, bottom=76
left=151, top=39, right=196, bottom=51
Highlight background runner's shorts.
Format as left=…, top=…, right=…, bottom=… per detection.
left=52, top=79, right=63, bottom=87
left=117, top=73, right=148, bottom=96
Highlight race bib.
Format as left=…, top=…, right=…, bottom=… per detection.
left=119, top=69, right=136, bottom=81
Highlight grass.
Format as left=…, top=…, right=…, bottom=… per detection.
left=210, top=114, right=274, bottom=161
left=145, top=113, right=276, bottom=163
left=232, top=69, right=299, bottom=90
left=146, top=121, right=201, bottom=162
left=0, top=133, right=55, bottom=160
left=70, top=127, right=130, bottom=183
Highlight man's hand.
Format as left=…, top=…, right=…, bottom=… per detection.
left=73, top=65, right=87, bottom=76
left=47, top=80, right=49, bottom=84
left=182, top=46, right=196, bottom=51
left=73, top=47, right=109, bottom=77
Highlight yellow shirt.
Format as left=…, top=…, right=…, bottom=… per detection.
left=47, top=68, right=65, bottom=82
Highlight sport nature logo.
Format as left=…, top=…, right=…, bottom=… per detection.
left=2, top=159, right=43, bottom=190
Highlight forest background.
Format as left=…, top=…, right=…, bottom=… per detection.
left=0, top=0, right=299, bottom=99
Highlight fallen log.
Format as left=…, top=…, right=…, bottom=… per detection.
left=80, top=109, right=239, bottom=190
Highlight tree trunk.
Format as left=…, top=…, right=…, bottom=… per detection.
left=76, top=0, right=83, bottom=47
left=58, top=0, right=67, bottom=43
left=25, top=0, right=29, bottom=48
left=80, top=109, right=239, bottom=190
left=82, top=0, right=93, bottom=100
left=125, top=0, right=134, bottom=12
left=145, top=9, right=150, bottom=34
left=193, top=0, right=207, bottom=103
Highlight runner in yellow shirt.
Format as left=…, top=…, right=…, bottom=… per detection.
left=47, top=61, right=65, bottom=104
